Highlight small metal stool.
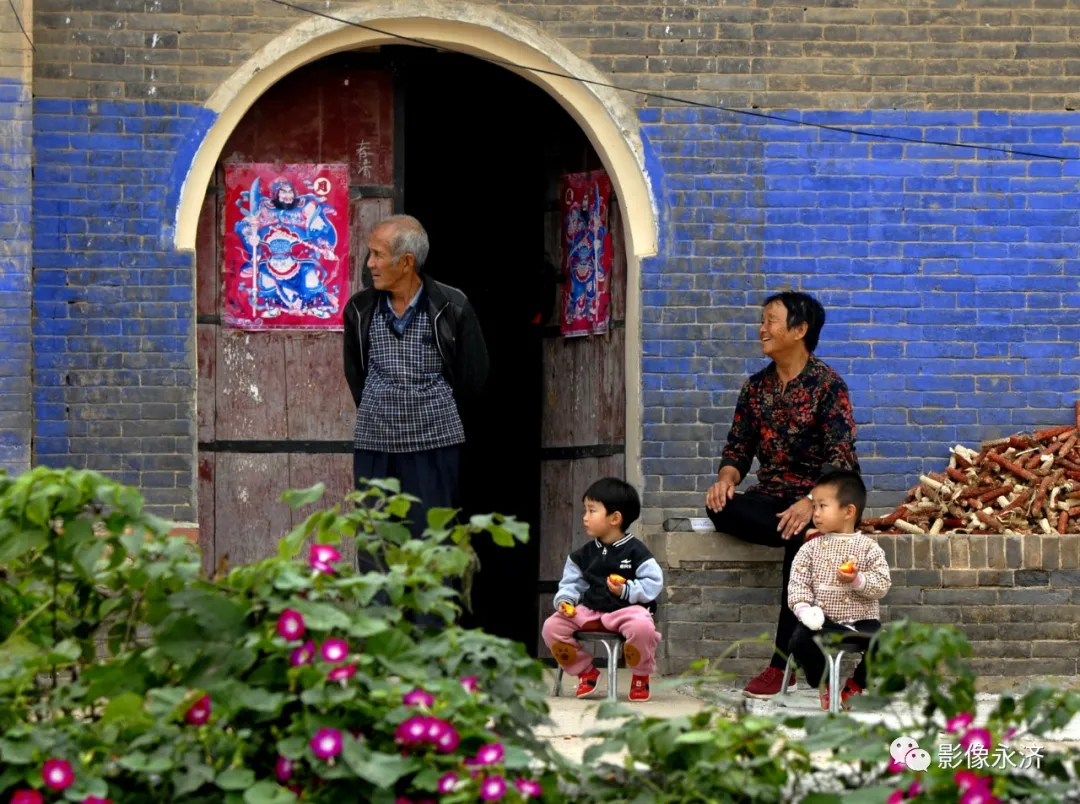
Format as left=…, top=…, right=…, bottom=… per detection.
left=779, top=630, right=875, bottom=714
left=551, top=630, right=626, bottom=703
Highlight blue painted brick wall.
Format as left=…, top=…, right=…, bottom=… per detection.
left=31, top=97, right=216, bottom=519
left=0, top=77, right=32, bottom=476
left=640, top=109, right=1080, bottom=519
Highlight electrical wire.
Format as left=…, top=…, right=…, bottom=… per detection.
left=267, top=0, right=1077, bottom=162
left=6, top=0, right=35, bottom=52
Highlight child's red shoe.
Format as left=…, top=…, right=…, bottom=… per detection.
left=840, top=678, right=863, bottom=710
left=629, top=674, right=650, bottom=702
left=575, top=666, right=600, bottom=699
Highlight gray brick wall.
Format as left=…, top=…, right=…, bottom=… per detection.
left=657, top=529, right=1080, bottom=684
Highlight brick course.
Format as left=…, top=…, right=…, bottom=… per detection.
left=1, top=0, right=33, bottom=476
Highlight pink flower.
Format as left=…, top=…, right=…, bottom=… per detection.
left=310, top=544, right=341, bottom=574
left=275, top=756, right=293, bottom=783
left=461, top=676, right=479, bottom=693
left=960, top=789, right=1000, bottom=804
left=395, top=715, right=429, bottom=745
left=960, top=728, right=992, bottom=754
left=1003, top=726, right=1017, bottom=741
left=290, top=640, right=315, bottom=667
left=11, top=793, right=44, bottom=804
left=947, top=711, right=974, bottom=734
left=82, top=798, right=112, bottom=804
left=887, top=758, right=905, bottom=774
left=907, top=779, right=924, bottom=797
left=954, top=771, right=990, bottom=793
left=475, top=742, right=505, bottom=765
left=310, top=728, right=343, bottom=760
left=886, top=792, right=905, bottom=804
left=184, top=695, right=211, bottom=726
left=320, top=639, right=349, bottom=663
left=480, top=775, right=507, bottom=801
left=437, top=772, right=460, bottom=794
left=42, top=758, right=75, bottom=791
left=433, top=723, right=460, bottom=753
left=276, top=609, right=306, bottom=641
left=403, top=688, right=435, bottom=708
left=424, top=717, right=450, bottom=742
left=328, top=664, right=357, bottom=683
left=515, top=778, right=542, bottom=798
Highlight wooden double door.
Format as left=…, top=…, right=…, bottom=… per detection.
left=194, top=51, right=627, bottom=656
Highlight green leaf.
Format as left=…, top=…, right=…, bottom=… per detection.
left=244, top=781, right=296, bottom=804
left=673, top=730, right=715, bottom=745
left=347, top=616, right=390, bottom=639
left=276, top=737, right=307, bottom=760
left=292, top=600, right=352, bottom=631
left=365, top=629, right=412, bottom=661
left=174, top=763, right=215, bottom=796
left=426, top=507, right=459, bottom=531
left=100, top=692, right=147, bottom=725
left=0, top=738, right=34, bottom=764
left=341, top=739, right=417, bottom=788
left=216, top=768, right=256, bottom=791
left=168, top=589, right=246, bottom=635
left=73, top=536, right=106, bottom=578
left=280, top=484, right=326, bottom=509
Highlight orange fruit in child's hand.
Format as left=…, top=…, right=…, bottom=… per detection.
left=839, top=561, right=856, bottom=574
left=609, top=574, right=626, bottom=584
left=558, top=601, right=576, bottom=617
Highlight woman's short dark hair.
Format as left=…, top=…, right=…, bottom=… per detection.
left=762, top=291, right=826, bottom=353
left=583, top=477, right=641, bottom=532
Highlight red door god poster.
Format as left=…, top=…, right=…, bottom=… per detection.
left=560, top=170, right=613, bottom=338
left=223, top=163, right=351, bottom=330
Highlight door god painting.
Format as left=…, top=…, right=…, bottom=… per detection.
left=560, top=170, right=613, bottom=338
left=223, top=163, right=351, bottom=330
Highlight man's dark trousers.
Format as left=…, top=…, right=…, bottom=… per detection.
left=707, top=491, right=809, bottom=670
left=353, top=445, right=462, bottom=541
left=353, top=446, right=462, bottom=626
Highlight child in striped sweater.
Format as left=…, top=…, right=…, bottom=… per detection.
left=787, top=469, right=891, bottom=710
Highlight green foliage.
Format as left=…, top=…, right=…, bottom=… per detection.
left=3, top=468, right=1079, bottom=804
left=0, top=469, right=553, bottom=803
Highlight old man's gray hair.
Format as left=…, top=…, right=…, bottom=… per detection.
left=379, top=215, right=430, bottom=270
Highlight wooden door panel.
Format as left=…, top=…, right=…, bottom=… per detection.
left=198, top=453, right=215, bottom=575
left=196, top=193, right=219, bottom=316
left=284, top=334, right=354, bottom=441
left=215, top=331, right=288, bottom=441
left=598, top=329, right=626, bottom=444
left=538, top=460, right=577, bottom=581
left=214, top=453, right=293, bottom=566
left=349, top=196, right=393, bottom=294
left=197, top=325, right=216, bottom=443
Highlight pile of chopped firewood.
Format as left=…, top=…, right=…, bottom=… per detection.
left=862, top=402, right=1080, bottom=536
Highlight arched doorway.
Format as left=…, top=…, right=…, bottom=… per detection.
left=177, top=2, right=658, bottom=654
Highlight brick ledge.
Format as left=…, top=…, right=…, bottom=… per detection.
left=649, top=519, right=784, bottom=567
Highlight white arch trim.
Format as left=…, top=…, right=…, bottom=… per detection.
left=173, top=0, right=658, bottom=258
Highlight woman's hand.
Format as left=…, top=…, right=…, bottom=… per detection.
left=776, top=496, right=814, bottom=540
left=706, top=467, right=741, bottom=512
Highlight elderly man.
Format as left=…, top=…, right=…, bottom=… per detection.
left=344, top=215, right=488, bottom=538
left=705, top=291, right=859, bottom=698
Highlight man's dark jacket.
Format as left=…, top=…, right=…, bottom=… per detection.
left=343, top=277, right=489, bottom=410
